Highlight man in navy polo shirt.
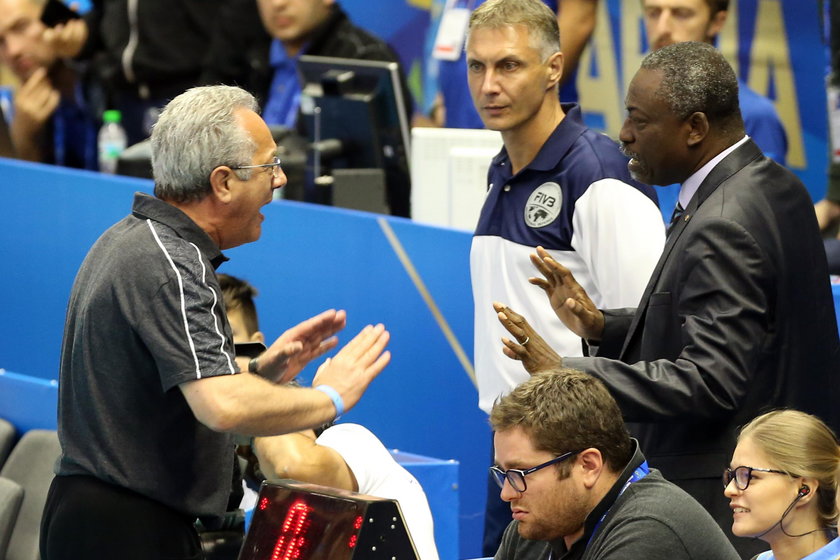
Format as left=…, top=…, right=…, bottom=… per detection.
left=465, top=0, right=664, bottom=553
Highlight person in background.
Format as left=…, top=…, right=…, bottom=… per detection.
left=724, top=410, right=839, bottom=560
left=423, top=0, right=597, bottom=128
left=39, top=85, right=391, bottom=560
left=218, top=273, right=440, bottom=560
left=0, top=0, right=97, bottom=168
left=493, top=41, right=839, bottom=559
left=491, top=368, right=739, bottom=560
left=42, top=0, right=230, bottom=145
left=203, top=0, right=412, bottom=217
left=642, top=0, right=788, bottom=222
left=206, top=0, right=408, bottom=130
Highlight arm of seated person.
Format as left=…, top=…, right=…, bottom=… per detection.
left=253, top=431, right=358, bottom=492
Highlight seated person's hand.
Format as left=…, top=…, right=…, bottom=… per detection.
left=494, top=302, right=562, bottom=375
left=41, top=17, right=87, bottom=59
left=10, top=67, right=60, bottom=161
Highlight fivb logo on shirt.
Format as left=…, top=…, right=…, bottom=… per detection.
left=524, top=182, right=562, bottom=228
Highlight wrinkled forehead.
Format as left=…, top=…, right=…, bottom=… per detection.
left=466, top=23, right=545, bottom=61
left=642, top=0, right=711, bottom=13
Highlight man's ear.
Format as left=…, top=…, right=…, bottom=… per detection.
left=707, top=9, right=728, bottom=42
left=209, top=165, right=236, bottom=204
left=546, top=51, right=564, bottom=89
left=577, top=448, right=605, bottom=489
left=686, top=111, right=710, bottom=147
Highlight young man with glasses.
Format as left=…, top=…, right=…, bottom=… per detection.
left=489, top=368, right=738, bottom=560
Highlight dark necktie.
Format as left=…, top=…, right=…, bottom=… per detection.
left=667, top=202, right=685, bottom=234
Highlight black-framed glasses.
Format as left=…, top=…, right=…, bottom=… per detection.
left=490, top=450, right=580, bottom=493
left=231, top=156, right=283, bottom=178
left=722, top=466, right=790, bottom=490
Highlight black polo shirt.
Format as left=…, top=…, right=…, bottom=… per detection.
left=56, top=192, right=240, bottom=519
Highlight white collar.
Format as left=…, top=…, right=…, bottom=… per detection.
left=678, top=135, right=750, bottom=209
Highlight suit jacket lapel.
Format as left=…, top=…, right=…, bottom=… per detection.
left=618, top=139, right=765, bottom=358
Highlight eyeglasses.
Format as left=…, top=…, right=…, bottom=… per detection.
left=231, top=156, right=283, bottom=178
left=490, top=450, right=579, bottom=493
left=722, top=466, right=790, bottom=490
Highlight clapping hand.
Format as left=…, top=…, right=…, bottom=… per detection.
left=262, top=309, right=347, bottom=383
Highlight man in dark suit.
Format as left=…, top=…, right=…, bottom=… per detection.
left=492, top=41, right=840, bottom=557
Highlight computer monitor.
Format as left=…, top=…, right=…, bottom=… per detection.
left=297, top=55, right=412, bottom=217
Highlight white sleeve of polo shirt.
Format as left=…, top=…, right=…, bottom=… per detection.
left=571, top=179, right=665, bottom=308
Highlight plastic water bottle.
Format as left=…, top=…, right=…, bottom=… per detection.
left=98, top=109, right=127, bottom=174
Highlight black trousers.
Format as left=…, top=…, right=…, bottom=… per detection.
left=40, top=474, right=202, bottom=560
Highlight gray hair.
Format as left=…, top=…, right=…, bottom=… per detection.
left=640, top=41, right=743, bottom=132
left=469, top=0, right=560, bottom=61
left=151, top=85, right=260, bottom=203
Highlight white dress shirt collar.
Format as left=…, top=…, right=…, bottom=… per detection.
left=678, top=135, right=750, bottom=209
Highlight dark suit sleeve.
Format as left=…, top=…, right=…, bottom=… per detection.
left=565, top=215, right=772, bottom=423
left=593, top=308, right=636, bottom=357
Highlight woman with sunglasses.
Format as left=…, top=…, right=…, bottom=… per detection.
left=723, top=410, right=839, bottom=560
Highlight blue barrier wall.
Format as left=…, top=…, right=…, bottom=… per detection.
left=0, top=158, right=488, bottom=558
left=0, top=368, right=460, bottom=560
left=0, top=370, right=58, bottom=434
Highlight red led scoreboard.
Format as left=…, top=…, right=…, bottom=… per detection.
left=238, top=479, right=420, bottom=560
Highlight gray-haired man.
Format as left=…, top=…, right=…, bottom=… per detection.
left=40, top=85, right=391, bottom=559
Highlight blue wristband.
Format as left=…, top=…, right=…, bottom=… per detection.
left=314, top=384, right=344, bottom=419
